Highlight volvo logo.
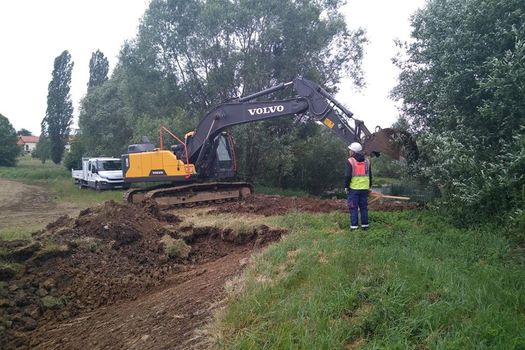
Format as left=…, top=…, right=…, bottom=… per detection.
left=248, top=105, right=284, bottom=116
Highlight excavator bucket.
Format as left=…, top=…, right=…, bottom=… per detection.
left=361, top=128, right=418, bottom=162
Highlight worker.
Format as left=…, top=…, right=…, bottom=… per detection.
left=344, top=142, right=372, bottom=231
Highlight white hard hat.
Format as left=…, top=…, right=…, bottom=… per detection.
left=348, top=142, right=362, bottom=153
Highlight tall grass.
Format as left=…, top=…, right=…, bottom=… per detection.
left=0, top=156, right=69, bottom=180
left=212, top=211, right=525, bottom=349
left=46, top=177, right=124, bottom=205
left=255, top=185, right=310, bottom=197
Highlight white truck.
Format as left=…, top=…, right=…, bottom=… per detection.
left=72, top=157, right=129, bottom=190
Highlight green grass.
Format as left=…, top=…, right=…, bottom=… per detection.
left=46, top=177, right=124, bottom=205
left=41, top=295, right=66, bottom=309
left=255, top=185, right=310, bottom=197
left=0, top=155, right=70, bottom=180
left=0, top=226, right=41, bottom=241
left=212, top=211, right=525, bottom=349
left=0, top=261, right=24, bottom=274
left=373, top=176, right=401, bottom=186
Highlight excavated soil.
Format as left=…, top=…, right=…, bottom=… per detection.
left=0, top=192, right=418, bottom=349
left=209, top=194, right=420, bottom=216
left=0, top=201, right=285, bottom=349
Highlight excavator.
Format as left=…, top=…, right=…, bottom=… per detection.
left=122, top=77, right=416, bottom=206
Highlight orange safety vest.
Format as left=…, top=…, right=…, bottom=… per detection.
left=348, top=157, right=370, bottom=190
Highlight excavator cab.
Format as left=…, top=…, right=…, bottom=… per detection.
left=214, top=133, right=236, bottom=177
left=195, top=132, right=236, bottom=180
left=172, top=132, right=235, bottom=179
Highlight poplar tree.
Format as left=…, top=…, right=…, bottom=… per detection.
left=42, top=50, right=74, bottom=164
left=87, top=49, right=109, bottom=89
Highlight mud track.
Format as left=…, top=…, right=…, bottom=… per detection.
left=31, top=250, right=251, bottom=350
left=0, top=179, right=80, bottom=230
left=209, top=194, right=419, bottom=216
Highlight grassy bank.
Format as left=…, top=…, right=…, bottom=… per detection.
left=212, top=211, right=525, bottom=349
left=0, top=226, right=42, bottom=241
left=0, top=155, right=69, bottom=180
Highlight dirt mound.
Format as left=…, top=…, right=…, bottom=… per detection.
left=209, top=194, right=419, bottom=216
left=1, top=201, right=285, bottom=349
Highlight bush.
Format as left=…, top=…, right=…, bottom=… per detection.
left=394, top=0, right=525, bottom=226
left=63, top=138, right=85, bottom=170
left=416, top=129, right=524, bottom=225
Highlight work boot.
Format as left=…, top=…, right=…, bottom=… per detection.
left=361, top=225, right=369, bottom=231
left=350, top=226, right=359, bottom=232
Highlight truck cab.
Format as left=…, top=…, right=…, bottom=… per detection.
left=72, top=157, right=129, bottom=190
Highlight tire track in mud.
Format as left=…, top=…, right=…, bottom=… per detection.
left=31, top=250, right=251, bottom=350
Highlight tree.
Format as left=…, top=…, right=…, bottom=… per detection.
left=0, top=114, right=20, bottom=166
left=130, top=0, right=366, bottom=188
left=79, top=73, right=134, bottom=157
left=42, top=50, right=74, bottom=164
left=88, top=50, right=109, bottom=89
left=17, top=128, right=32, bottom=136
left=393, top=0, right=525, bottom=224
left=63, top=137, right=85, bottom=170
left=133, top=0, right=365, bottom=111
left=78, top=0, right=367, bottom=193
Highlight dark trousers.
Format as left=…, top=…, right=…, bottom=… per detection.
left=347, top=189, right=369, bottom=228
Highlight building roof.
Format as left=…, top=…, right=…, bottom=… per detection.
left=17, top=135, right=40, bottom=144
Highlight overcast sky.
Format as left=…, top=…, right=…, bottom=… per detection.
left=0, top=0, right=425, bottom=136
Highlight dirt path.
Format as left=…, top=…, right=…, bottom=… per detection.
left=30, top=250, right=250, bottom=350
left=0, top=179, right=80, bottom=230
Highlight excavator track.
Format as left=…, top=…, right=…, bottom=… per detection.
left=124, top=182, right=253, bottom=208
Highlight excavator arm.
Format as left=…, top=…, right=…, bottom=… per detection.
left=186, top=77, right=411, bottom=176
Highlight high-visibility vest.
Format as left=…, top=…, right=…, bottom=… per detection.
left=348, top=157, right=370, bottom=190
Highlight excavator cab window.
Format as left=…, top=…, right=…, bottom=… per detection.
left=209, top=134, right=235, bottom=178
left=171, top=144, right=186, bottom=161
left=217, top=136, right=232, bottom=166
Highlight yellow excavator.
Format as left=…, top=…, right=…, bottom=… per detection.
left=122, top=77, right=416, bottom=206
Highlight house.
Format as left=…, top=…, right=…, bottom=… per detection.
left=17, top=135, right=39, bottom=153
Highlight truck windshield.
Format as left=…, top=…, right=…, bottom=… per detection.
left=97, top=160, right=121, bottom=171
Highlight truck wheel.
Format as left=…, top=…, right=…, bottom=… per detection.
left=95, top=182, right=101, bottom=191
